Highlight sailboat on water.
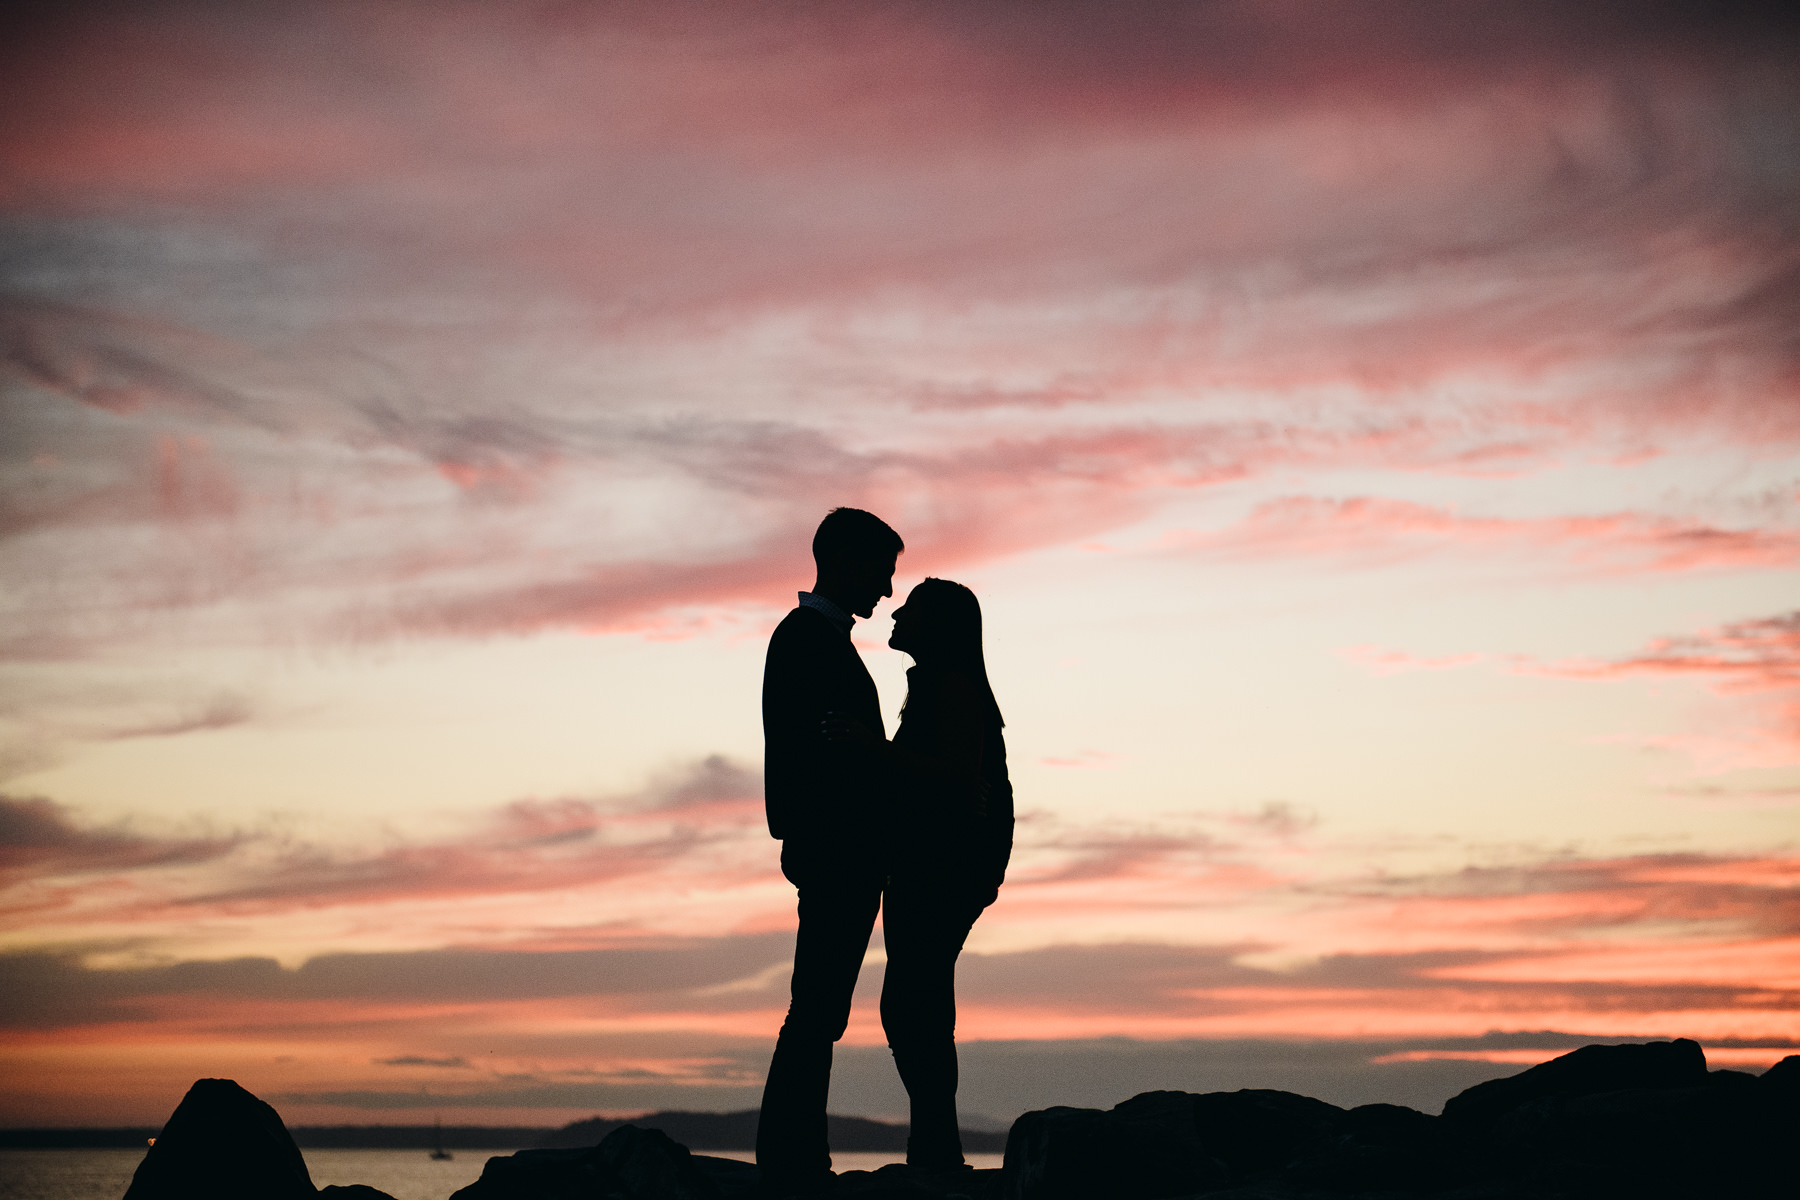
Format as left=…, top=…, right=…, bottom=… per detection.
left=430, top=1117, right=453, bottom=1161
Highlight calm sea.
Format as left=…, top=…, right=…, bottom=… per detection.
left=0, top=1148, right=1005, bottom=1200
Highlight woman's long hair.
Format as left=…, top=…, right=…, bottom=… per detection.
left=903, top=577, right=1004, bottom=728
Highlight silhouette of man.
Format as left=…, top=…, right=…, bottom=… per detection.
left=756, top=507, right=903, bottom=1193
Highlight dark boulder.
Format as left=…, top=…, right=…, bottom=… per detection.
left=1001, top=1093, right=1228, bottom=1200
left=832, top=1162, right=1002, bottom=1199
left=1187, top=1089, right=1343, bottom=1179
left=1760, top=1053, right=1800, bottom=1098
left=1707, top=1068, right=1759, bottom=1088
left=123, top=1078, right=316, bottom=1200
left=1281, top=1102, right=1459, bottom=1193
left=450, top=1123, right=726, bottom=1200
left=1443, top=1044, right=1795, bottom=1197
left=1001, top=1088, right=1349, bottom=1200
left=1441, top=1039, right=1707, bottom=1130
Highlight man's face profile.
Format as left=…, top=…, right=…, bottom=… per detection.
left=843, top=551, right=897, bottom=619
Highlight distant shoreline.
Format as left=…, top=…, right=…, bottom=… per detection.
left=0, top=1127, right=549, bottom=1150
left=0, top=1110, right=1010, bottom=1154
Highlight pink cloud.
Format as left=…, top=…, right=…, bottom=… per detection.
left=0, top=758, right=771, bottom=925
left=1514, top=610, right=1800, bottom=765
left=5, top=0, right=1798, bottom=659
left=1177, top=497, right=1800, bottom=575
left=1526, top=611, right=1800, bottom=693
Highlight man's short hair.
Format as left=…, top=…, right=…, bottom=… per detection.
left=812, top=507, right=903, bottom=568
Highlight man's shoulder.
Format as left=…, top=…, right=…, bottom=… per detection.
left=768, top=606, right=841, bottom=655
left=772, top=605, right=840, bottom=638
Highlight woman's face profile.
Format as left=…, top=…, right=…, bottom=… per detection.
left=887, top=591, right=929, bottom=657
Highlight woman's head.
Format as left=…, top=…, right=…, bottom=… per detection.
left=890, top=578, right=1002, bottom=723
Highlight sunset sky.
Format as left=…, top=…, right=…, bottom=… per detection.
left=2, top=1, right=1797, bottom=1130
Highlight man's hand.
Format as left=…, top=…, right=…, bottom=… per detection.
left=821, top=711, right=881, bottom=752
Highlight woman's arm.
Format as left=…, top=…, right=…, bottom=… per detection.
left=822, top=671, right=986, bottom=809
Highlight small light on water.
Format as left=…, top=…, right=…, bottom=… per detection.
left=146, top=1138, right=155, bottom=1146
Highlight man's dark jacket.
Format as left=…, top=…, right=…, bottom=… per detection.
left=762, top=606, right=885, bottom=843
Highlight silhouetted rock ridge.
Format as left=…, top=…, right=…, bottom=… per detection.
left=120, top=1042, right=1797, bottom=1199
left=998, top=1039, right=1793, bottom=1199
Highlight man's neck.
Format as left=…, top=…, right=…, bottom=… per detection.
left=798, top=590, right=854, bottom=633
left=809, top=580, right=853, bottom=613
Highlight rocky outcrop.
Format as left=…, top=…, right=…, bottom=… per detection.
left=123, top=1078, right=323, bottom=1200
left=1439, top=1037, right=1708, bottom=1127
left=1445, top=1045, right=1797, bottom=1198
left=1000, top=1042, right=1797, bottom=1200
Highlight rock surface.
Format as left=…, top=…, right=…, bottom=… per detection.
left=1439, top=1037, right=1708, bottom=1128
left=1000, top=1040, right=1795, bottom=1199
left=127, top=1044, right=1798, bottom=1199
left=122, top=1077, right=328, bottom=1200
left=449, top=1124, right=741, bottom=1200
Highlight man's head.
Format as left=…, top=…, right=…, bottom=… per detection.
left=811, top=507, right=903, bottom=619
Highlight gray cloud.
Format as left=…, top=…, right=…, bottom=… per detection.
left=0, top=934, right=794, bottom=1029
left=0, top=794, right=238, bottom=882
left=11, top=931, right=1794, bottom=1035
left=377, top=1055, right=469, bottom=1069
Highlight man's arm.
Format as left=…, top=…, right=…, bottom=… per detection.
left=761, top=611, right=840, bottom=840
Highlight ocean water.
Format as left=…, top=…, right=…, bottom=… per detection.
left=0, top=1148, right=1005, bottom=1200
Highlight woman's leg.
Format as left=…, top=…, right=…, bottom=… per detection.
left=880, top=868, right=983, bottom=1168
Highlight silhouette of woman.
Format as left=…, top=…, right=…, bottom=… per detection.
left=824, top=577, right=1014, bottom=1171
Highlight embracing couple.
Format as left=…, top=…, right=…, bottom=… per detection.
left=756, top=508, right=1015, bottom=1196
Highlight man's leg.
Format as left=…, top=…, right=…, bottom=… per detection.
left=879, top=868, right=983, bottom=1169
left=757, top=842, right=884, bottom=1187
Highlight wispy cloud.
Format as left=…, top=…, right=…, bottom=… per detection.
left=0, top=794, right=238, bottom=884
left=1177, top=498, right=1800, bottom=576
left=1518, top=610, right=1800, bottom=767
left=4, top=2, right=1798, bottom=665
left=0, top=757, right=772, bottom=930
left=1527, top=611, right=1800, bottom=693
